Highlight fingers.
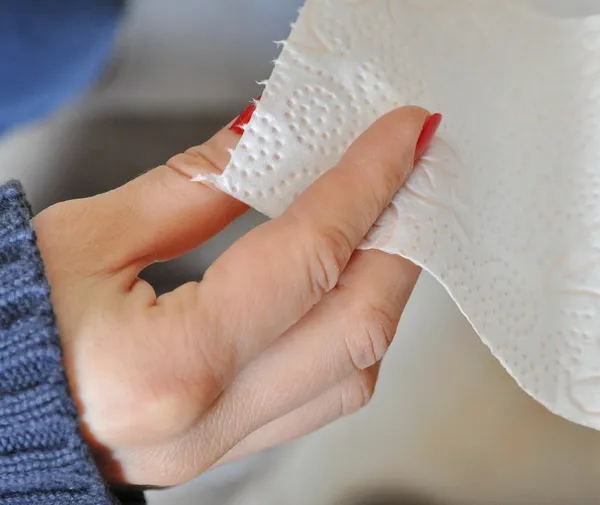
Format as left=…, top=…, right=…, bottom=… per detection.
left=178, top=106, right=431, bottom=376
left=71, top=123, right=248, bottom=273
left=219, top=366, right=380, bottom=467
left=205, top=250, right=419, bottom=440
left=119, top=367, right=380, bottom=486
left=140, top=250, right=417, bottom=482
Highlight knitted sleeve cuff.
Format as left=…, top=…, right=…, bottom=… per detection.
left=0, top=181, right=122, bottom=504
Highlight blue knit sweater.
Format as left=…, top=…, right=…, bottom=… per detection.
left=0, top=0, right=124, bottom=136
left=0, top=182, right=144, bottom=504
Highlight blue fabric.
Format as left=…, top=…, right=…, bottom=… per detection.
left=0, top=181, right=144, bottom=504
left=0, top=0, right=125, bottom=136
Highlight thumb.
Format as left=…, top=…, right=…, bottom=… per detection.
left=87, top=110, right=254, bottom=272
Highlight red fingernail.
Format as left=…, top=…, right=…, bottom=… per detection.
left=229, top=97, right=261, bottom=135
left=414, top=113, right=443, bottom=163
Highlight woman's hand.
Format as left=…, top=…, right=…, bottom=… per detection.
left=33, top=106, right=437, bottom=487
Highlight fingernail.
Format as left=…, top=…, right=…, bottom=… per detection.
left=229, top=97, right=261, bottom=135
left=414, top=113, right=443, bottom=163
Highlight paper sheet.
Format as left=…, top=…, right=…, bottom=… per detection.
left=197, top=0, right=600, bottom=429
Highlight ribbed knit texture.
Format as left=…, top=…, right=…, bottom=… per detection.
left=0, top=181, right=124, bottom=504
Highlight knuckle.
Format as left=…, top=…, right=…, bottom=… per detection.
left=345, top=303, right=397, bottom=371
left=304, top=223, right=355, bottom=299
left=166, top=145, right=223, bottom=179
left=92, top=292, right=229, bottom=447
left=96, top=377, right=203, bottom=451
left=378, top=166, right=404, bottom=206
left=340, top=160, right=396, bottom=230
left=123, top=388, right=194, bottom=444
left=186, top=143, right=225, bottom=174
left=168, top=284, right=231, bottom=408
left=87, top=357, right=197, bottom=447
left=340, top=371, right=377, bottom=416
left=358, top=163, right=401, bottom=219
left=165, top=151, right=194, bottom=176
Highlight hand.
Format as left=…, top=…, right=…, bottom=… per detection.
left=34, top=106, right=435, bottom=487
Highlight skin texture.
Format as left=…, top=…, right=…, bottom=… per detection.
left=33, top=106, right=430, bottom=487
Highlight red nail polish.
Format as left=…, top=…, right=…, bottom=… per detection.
left=229, top=97, right=261, bottom=135
left=414, top=113, right=443, bottom=163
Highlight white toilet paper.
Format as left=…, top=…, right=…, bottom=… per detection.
left=197, top=0, right=600, bottom=429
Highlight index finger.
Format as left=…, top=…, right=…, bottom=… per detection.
left=170, top=106, right=435, bottom=372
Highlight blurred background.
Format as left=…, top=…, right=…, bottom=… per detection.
left=4, top=1, right=600, bottom=504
